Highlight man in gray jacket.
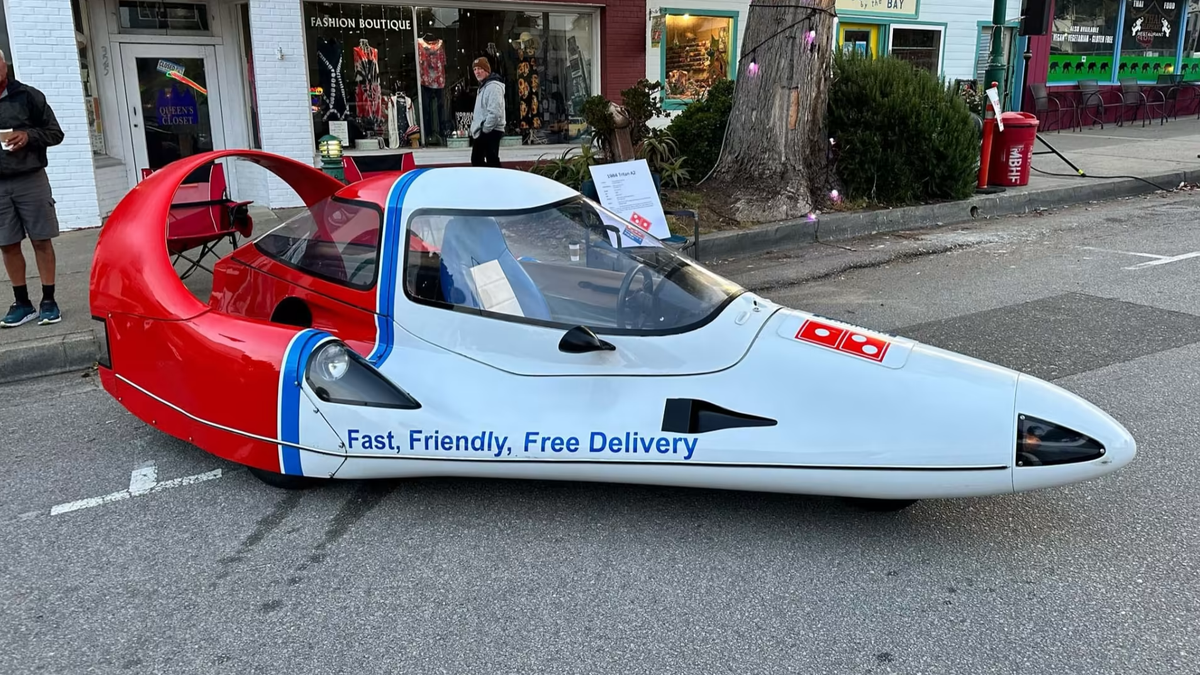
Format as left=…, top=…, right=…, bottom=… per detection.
left=469, top=57, right=505, bottom=167
left=0, top=48, right=64, bottom=328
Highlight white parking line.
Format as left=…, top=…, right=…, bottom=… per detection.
left=1075, top=246, right=1200, bottom=270
left=1124, top=251, right=1200, bottom=270
left=48, top=461, right=224, bottom=517
left=1077, top=246, right=1169, bottom=260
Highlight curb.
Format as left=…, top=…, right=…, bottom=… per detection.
left=0, top=330, right=99, bottom=384
left=699, top=169, right=1200, bottom=260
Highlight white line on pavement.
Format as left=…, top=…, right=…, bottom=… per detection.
left=1124, top=251, right=1200, bottom=270
left=1076, top=246, right=1169, bottom=260
left=47, top=462, right=224, bottom=517
left=128, top=461, right=157, bottom=496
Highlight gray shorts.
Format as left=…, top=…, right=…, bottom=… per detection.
left=0, top=169, right=60, bottom=247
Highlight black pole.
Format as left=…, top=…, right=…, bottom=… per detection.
left=1025, top=43, right=1086, bottom=176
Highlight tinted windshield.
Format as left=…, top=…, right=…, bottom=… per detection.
left=254, top=198, right=381, bottom=290
left=403, top=198, right=743, bottom=334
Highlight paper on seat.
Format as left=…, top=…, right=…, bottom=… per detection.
left=469, top=259, right=525, bottom=317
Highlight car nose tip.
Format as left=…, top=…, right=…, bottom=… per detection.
left=1012, top=374, right=1137, bottom=492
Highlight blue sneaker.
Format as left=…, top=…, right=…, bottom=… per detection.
left=2, top=301, right=36, bottom=328
left=38, top=300, right=61, bottom=325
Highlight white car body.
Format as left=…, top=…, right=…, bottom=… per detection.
left=260, top=167, right=1136, bottom=502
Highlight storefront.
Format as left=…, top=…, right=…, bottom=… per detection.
left=2, top=0, right=645, bottom=229
left=646, top=0, right=1027, bottom=118
left=302, top=2, right=603, bottom=149
left=646, top=3, right=742, bottom=111
left=1027, top=0, right=1194, bottom=86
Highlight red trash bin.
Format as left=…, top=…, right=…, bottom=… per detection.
left=988, top=112, right=1039, bottom=187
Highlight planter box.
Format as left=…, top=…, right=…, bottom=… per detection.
left=446, top=137, right=469, bottom=149
left=500, top=135, right=522, bottom=147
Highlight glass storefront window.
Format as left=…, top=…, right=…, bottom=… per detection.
left=889, top=26, right=942, bottom=74
left=303, top=3, right=595, bottom=149
left=663, top=12, right=734, bottom=104
left=1049, top=0, right=1120, bottom=82
left=1120, top=0, right=1185, bottom=80
left=305, top=2, right=419, bottom=148
left=118, top=1, right=211, bottom=33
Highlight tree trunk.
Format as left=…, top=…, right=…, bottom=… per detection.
left=702, top=0, right=837, bottom=223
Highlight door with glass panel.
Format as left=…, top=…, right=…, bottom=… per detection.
left=119, top=43, right=225, bottom=182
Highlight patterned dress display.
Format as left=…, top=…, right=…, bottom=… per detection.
left=317, top=39, right=348, bottom=120
left=354, top=42, right=383, bottom=133
left=516, top=46, right=540, bottom=138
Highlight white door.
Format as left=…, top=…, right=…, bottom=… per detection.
left=119, top=44, right=225, bottom=184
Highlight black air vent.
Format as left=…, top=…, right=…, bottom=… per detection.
left=662, top=399, right=778, bottom=434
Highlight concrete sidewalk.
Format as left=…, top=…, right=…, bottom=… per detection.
left=5, top=117, right=1200, bottom=383
left=702, top=116, right=1200, bottom=258
left=0, top=207, right=290, bottom=384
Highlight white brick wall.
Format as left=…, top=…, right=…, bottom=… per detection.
left=248, top=0, right=316, bottom=209
left=6, top=0, right=100, bottom=230
left=94, top=161, right=127, bottom=220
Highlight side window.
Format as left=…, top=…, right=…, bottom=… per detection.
left=401, top=200, right=740, bottom=333
left=255, top=198, right=382, bottom=289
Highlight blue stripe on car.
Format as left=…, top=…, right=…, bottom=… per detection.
left=279, top=328, right=331, bottom=475
left=369, top=169, right=428, bottom=367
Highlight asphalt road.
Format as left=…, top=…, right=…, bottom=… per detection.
left=4, top=190, right=1200, bottom=674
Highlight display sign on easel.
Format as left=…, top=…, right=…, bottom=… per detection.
left=587, top=159, right=670, bottom=248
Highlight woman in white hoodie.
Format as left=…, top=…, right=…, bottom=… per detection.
left=469, top=57, right=506, bottom=167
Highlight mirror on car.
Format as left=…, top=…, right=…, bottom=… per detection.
left=558, top=325, right=616, bottom=354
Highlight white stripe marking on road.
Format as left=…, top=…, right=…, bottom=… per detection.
left=48, top=463, right=224, bottom=516
left=1076, top=246, right=1169, bottom=260
left=1124, top=251, right=1200, bottom=270
left=128, top=461, right=157, bottom=496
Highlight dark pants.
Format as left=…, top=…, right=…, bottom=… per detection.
left=471, top=130, right=503, bottom=167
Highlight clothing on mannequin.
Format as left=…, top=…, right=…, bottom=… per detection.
left=417, top=37, right=448, bottom=144
left=317, top=38, right=348, bottom=120
left=418, top=37, right=446, bottom=88
left=354, top=39, right=382, bottom=133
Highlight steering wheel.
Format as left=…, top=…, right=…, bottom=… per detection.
left=615, top=264, right=654, bottom=329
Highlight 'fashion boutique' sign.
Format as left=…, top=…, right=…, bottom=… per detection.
left=309, top=16, right=413, bottom=31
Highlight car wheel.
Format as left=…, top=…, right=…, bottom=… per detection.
left=845, top=498, right=919, bottom=512
left=247, top=466, right=327, bottom=490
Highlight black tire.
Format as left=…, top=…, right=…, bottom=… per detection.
left=845, top=498, right=919, bottom=512
left=248, top=466, right=327, bottom=490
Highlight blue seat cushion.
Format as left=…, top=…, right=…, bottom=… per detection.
left=437, top=216, right=552, bottom=321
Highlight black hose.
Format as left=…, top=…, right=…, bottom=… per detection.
left=1029, top=165, right=1176, bottom=192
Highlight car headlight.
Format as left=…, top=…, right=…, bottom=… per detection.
left=1016, top=414, right=1106, bottom=467
left=314, top=342, right=350, bottom=381
left=305, top=341, right=421, bottom=410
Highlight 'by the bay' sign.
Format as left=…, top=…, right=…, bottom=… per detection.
left=836, top=0, right=918, bottom=19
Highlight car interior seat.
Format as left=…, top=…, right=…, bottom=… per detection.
left=438, top=216, right=552, bottom=320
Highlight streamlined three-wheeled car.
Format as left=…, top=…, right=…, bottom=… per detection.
left=88, top=150, right=1136, bottom=511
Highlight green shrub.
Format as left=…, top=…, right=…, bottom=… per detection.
left=665, top=78, right=734, bottom=181
left=529, top=145, right=598, bottom=190
left=620, top=79, right=668, bottom=147
left=828, top=51, right=979, bottom=206
left=581, top=95, right=616, bottom=157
